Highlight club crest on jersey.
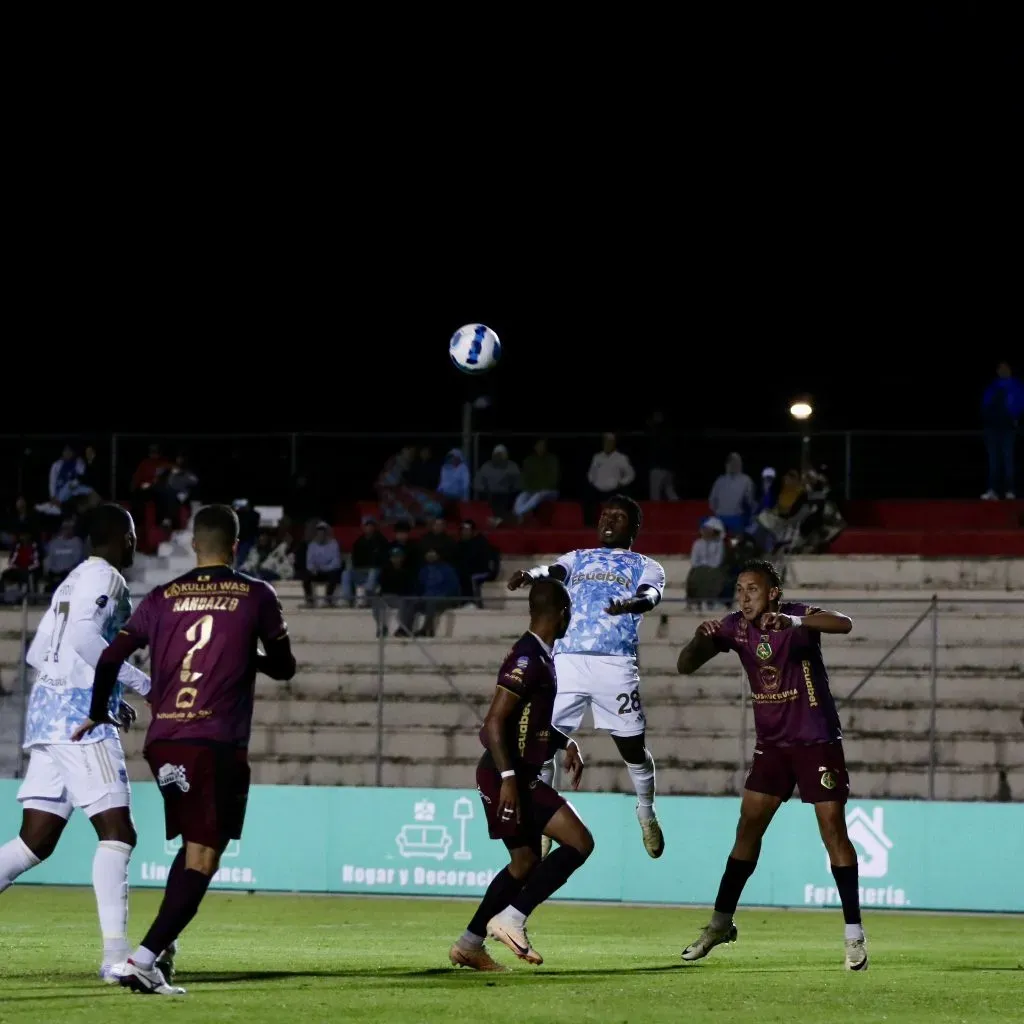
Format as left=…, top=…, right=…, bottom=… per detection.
left=820, top=770, right=837, bottom=790
left=756, top=635, right=773, bottom=661
left=759, top=666, right=781, bottom=692
left=156, top=763, right=190, bottom=793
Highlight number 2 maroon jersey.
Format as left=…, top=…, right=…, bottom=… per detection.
left=123, top=565, right=291, bottom=748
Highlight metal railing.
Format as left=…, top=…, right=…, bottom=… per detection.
left=2, top=427, right=1019, bottom=508
left=3, top=594, right=1021, bottom=799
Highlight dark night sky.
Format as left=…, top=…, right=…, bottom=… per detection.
left=20, top=8, right=1020, bottom=439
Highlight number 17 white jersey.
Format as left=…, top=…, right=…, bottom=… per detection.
left=23, top=556, right=146, bottom=748
left=550, top=547, right=665, bottom=658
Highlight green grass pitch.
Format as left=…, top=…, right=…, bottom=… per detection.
left=0, top=887, right=1021, bottom=1023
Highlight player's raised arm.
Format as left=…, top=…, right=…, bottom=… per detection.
left=606, top=556, right=665, bottom=616
left=507, top=563, right=569, bottom=590
left=762, top=608, right=853, bottom=634
left=677, top=620, right=724, bottom=675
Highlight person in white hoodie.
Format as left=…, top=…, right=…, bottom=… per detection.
left=586, top=433, right=635, bottom=525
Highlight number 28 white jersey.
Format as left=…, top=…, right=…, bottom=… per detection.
left=23, top=556, right=147, bottom=748
left=546, top=548, right=665, bottom=659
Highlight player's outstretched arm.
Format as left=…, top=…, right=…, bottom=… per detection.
left=72, top=629, right=148, bottom=740
left=606, top=584, right=661, bottom=616
left=762, top=608, right=853, bottom=634
left=549, top=728, right=585, bottom=790
left=507, top=564, right=568, bottom=590
left=677, top=621, right=722, bottom=675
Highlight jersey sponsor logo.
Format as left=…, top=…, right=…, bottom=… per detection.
left=156, top=763, right=190, bottom=792
left=571, top=570, right=629, bottom=587
left=802, top=659, right=819, bottom=708
left=517, top=702, right=531, bottom=756
left=515, top=656, right=529, bottom=670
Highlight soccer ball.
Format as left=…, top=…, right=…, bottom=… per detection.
left=449, top=323, right=501, bottom=374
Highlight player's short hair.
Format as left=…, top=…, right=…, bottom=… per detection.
left=604, top=494, right=643, bottom=538
left=739, top=558, right=783, bottom=593
left=193, top=504, right=240, bottom=551
left=88, top=503, right=132, bottom=547
left=529, top=577, right=570, bottom=618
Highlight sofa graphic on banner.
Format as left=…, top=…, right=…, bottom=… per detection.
left=340, top=794, right=502, bottom=894
left=804, top=806, right=909, bottom=908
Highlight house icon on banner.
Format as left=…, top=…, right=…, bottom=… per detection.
left=826, top=806, right=892, bottom=878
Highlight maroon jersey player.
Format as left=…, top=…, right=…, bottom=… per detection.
left=448, top=578, right=594, bottom=973
left=676, top=559, right=868, bottom=972
left=73, top=504, right=296, bottom=996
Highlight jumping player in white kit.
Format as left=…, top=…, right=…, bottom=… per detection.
left=507, top=494, right=667, bottom=858
left=0, top=505, right=164, bottom=981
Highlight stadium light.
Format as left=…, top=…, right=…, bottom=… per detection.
left=789, top=400, right=813, bottom=421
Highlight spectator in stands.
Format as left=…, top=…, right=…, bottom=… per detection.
left=686, top=517, right=727, bottom=609
left=407, top=445, right=441, bottom=491
left=1, top=497, right=39, bottom=550
left=437, top=448, right=470, bottom=510
left=40, top=445, right=92, bottom=516
left=377, top=445, right=443, bottom=525
left=756, top=467, right=777, bottom=513
left=374, top=545, right=418, bottom=637
left=78, top=444, right=104, bottom=499
left=1, top=531, right=41, bottom=599
left=418, top=516, right=456, bottom=565
left=341, top=515, right=389, bottom=607
left=455, top=519, right=501, bottom=606
left=150, top=453, right=198, bottom=530
left=709, top=452, right=755, bottom=533
left=647, top=410, right=679, bottom=500
left=302, top=521, right=343, bottom=607
left=44, top=519, right=84, bottom=591
left=130, top=443, right=173, bottom=544
left=981, top=360, right=1023, bottom=500
left=416, top=548, right=460, bottom=637
left=233, top=499, right=261, bottom=568
left=513, top=438, right=560, bottom=523
left=241, top=529, right=295, bottom=582
left=474, top=444, right=521, bottom=527
left=586, top=432, right=636, bottom=525
left=391, top=519, right=418, bottom=572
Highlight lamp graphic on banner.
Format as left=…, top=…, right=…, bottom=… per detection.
left=452, top=797, right=474, bottom=860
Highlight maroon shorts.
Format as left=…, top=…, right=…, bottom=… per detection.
left=146, top=741, right=251, bottom=850
left=745, top=741, right=850, bottom=804
left=476, top=756, right=566, bottom=849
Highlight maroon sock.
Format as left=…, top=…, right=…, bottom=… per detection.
left=140, top=854, right=212, bottom=958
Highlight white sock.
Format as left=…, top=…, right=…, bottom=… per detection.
left=845, top=923, right=865, bottom=941
left=0, top=837, right=40, bottom=894
left=131, top=944, right=157, bottom=970
left=459, top=929, right=484, bottom=949
left=538, top=758, right=555, bottom=788
left=500, top=906, right=527, bottom=928
left=626, top=749, right=656, bottom=820
left=93, top=840, right=132, bottom=962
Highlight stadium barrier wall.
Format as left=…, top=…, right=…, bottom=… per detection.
left=2, top=782, right=1021, bottom=913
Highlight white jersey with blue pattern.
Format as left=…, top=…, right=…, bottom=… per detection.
left=23, top=557, right=149, bottom=748
left=543, top=548, right=665, bottom=658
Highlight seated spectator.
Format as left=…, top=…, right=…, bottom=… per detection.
left=374, top=546, right=418, bottom=637
left=376, top=446, right=443, bottom=525
left=1, top=497, right=39, bottom=550
left=686, top=517, right=727, bottom=610
left=2, top=531, right=42, bottom=600
left=513, top=439, right=560, bottom=523
left=130, top=443, right=173, bottom=535
left=407, top=445, right=441, bottom=490
left=417, top=516, right=456, bottom=565
left=233, top=498, right=261, bottom=568
left=455, top=519, right=501, bottom=607
left=416, top=548, right=460, bottom=637
left=241, top=529, right=295, bottom=582
left=390, top=519, right=418, bottom=571
left=437, top=448, right=470, bottom=510
left=709, top=452, right=755, bottom=534
left=474, top=444, right=521, bottom=526
left=159, top=453, right=199, bottom=524
left=302, top=521, right=343, bottom=607
left=78, top=444, right=104, bottom=497
left=44, top=519, right=85, bottom=591
left=341, top=515, right=389, bottom=607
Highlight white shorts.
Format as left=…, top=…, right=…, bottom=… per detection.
left=17, top=737, right=131, bottom=821
left=553, top=653, right=646, bottom=738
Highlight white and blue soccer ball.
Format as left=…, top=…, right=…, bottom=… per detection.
left=449, top=323, right=501, bottom=374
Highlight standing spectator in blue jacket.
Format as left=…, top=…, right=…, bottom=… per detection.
left=437, top=448, right=470, bottom=516
left=981, top=361, right=1024, bottom=500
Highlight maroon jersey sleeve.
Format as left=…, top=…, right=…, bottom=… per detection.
left=257, top=582, right=288, bottom=644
